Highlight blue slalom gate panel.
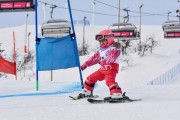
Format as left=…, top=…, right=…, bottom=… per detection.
left=37, top=35, right=79, bottom=71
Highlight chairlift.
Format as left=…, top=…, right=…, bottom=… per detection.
left=162, top=20, right=180, bottom=38
left=162, top=12, right=180, bottom=38
left=109, top=22, right=140, bottom=41
left=41, top=19, right=71, bottom=38
left=41, top=5, right=71, bottom=38
left=109, top=8, right=140, bottom=41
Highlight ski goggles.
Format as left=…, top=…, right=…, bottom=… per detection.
left=95, top=34, right=114, bottom=41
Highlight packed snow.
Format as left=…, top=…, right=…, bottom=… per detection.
left=0, top=25, right=180, bottom=120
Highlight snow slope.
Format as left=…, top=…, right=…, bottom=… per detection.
left=0, top=25, right=180, bottom=120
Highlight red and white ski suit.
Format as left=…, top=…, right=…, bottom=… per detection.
left=81, top=45, right=122, bottom=95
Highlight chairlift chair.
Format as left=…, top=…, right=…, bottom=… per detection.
left=41, top=19, right=71, bottom=38
left=109, top=22, right=140, bottom=41
left=162, top=20, right=180, bottom=38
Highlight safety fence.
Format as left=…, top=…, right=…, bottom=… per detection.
left=147, top=63, right=180, bottom=85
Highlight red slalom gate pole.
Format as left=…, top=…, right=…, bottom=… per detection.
left=13, top=31, right=17, bottom=80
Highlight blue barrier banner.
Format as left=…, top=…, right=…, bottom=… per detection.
left=37, top=35, right=79, bottom=71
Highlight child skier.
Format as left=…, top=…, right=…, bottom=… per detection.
left=78, top=29, right=123, bottom=99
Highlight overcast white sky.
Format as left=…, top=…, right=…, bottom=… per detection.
left=0, top=0, right=179, bottom=28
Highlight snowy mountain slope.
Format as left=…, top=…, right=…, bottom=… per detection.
left=0, top=25, right=180, bottom=120
left=0, top=78, right=180, bottom=120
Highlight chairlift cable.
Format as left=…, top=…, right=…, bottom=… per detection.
left=38, top=1, right=178, bottom=18
left=38, top=1, right=117, bottom=17
left=94, top=0, right=178, bottom=17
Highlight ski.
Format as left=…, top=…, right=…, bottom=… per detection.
left=69, top=95, right=99, bottom=100
left=87, top=92, right=141, bottom=104
left=87, top=97, right=141, bottom=104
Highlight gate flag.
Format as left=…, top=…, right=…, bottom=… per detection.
left=0, top=57, right=16, bottom=75
left=37, top=35, right=79, bottom=71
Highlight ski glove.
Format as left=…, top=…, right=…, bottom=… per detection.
left=80, top=64, right=87, bottom=71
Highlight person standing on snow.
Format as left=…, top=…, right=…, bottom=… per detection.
left=78, top=29, right=123, bottom=99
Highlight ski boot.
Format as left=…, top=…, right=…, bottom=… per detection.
left=104, top=92, right=128, bottom=101
left=77, top=89, right=93, bottom=99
